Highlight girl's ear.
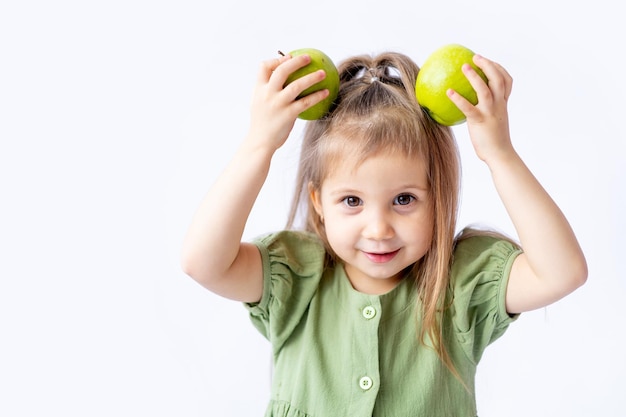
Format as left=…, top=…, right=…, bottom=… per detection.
left=308, top=182, right=323, bottom=218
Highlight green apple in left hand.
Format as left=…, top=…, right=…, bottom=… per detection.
left=283, top=48, right=340, bottom=120
left=415, top=44, right=488, bottom=126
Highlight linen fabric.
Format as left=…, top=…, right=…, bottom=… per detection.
left=245, top=230, right=521, bottom=417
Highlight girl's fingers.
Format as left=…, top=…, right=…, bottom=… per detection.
left=282, top=68, right=326, bottom=101
left=449, top=56, right=510, bottom=119
left=472, top=55, right=513, bottom=101
left=266, top=53, right=328, bottom=105
left=462, top=62, right=492, bottom=102
left=491, top=60, right=513, bottom=100
left=268, top=53, right=313, bottom=89
left=447, top=87, right=479, bottom=118
left=293, top=88, right=330, bottom=115
left=257, top=54, right=290, bottom=84
left=251, top=53, right=329, bottom=123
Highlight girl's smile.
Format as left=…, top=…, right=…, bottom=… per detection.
left=362, top=249, right=400, bottom=264
left=311, top=151, right=434, bottom=295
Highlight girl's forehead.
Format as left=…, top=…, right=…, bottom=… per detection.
left=326, top=145, right=424, bottom=170
left=323, top=149, right=429, bottom=185
left=314, top=123, right=429, bottom=185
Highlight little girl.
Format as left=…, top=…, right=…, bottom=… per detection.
left=181, top=50, right=587, bottom=416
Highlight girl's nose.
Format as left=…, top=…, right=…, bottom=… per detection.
left=362, top=211, right=394, bottom=241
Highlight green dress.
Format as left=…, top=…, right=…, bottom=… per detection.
left=245, top=230, right=521, bottom=417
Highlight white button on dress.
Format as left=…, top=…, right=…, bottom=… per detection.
left=359, top=376, right=373, bottom=391
left=362, top=306, right=376, bottom=319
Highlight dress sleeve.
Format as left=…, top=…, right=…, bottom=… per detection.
left=243, top=230, right=326, bottom=352
left=450, top=233, right=523, bottom=364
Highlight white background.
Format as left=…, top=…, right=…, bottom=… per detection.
left=1, top=0, right=624, bottom=416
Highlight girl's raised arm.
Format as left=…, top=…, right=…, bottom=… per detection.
left=180, top=54, right=330, bottom=303
left=449, top=55, right=587, bottom=314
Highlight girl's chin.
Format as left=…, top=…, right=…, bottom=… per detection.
left=344, top=265, right=405, bottom=294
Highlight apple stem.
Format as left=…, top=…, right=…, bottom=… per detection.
left=278, top=50, right=285, bottom=56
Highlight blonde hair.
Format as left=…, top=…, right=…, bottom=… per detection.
left=286, top=52, right=462, bottom=379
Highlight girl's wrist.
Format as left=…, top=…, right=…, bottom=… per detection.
left=239, top=133, right=279, bottom=161
left=484, top=147, right=522, bottom=175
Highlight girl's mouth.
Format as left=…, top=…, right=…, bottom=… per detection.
left=363, top=249, right=400, bottom=263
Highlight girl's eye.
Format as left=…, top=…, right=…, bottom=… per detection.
left=394, top=194, right=415, bottom=206
left=342, top=196, right=362, bottom=207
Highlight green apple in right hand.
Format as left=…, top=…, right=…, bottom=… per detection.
left=415, top=44, right=488, bottom=126
left=282, top=48, right=340, bottom=120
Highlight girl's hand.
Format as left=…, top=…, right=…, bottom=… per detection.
left=447, top=55, right=514, bottom=165
left=247, top=53, right=330, bottom=151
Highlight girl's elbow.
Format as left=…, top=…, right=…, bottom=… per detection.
left=573, top=258, right=588, bottom=288
left=180, top=255, right=197, bottom=279
left=565, top=255, right=588, bottom=293
left=180, top=251, right=230, bottom=292
left=180, top=251, right=211, bottom=284
left=180, top=245, right=194, bottom=274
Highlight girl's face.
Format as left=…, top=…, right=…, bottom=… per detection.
left=311, top=151, right=434, bottom=295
